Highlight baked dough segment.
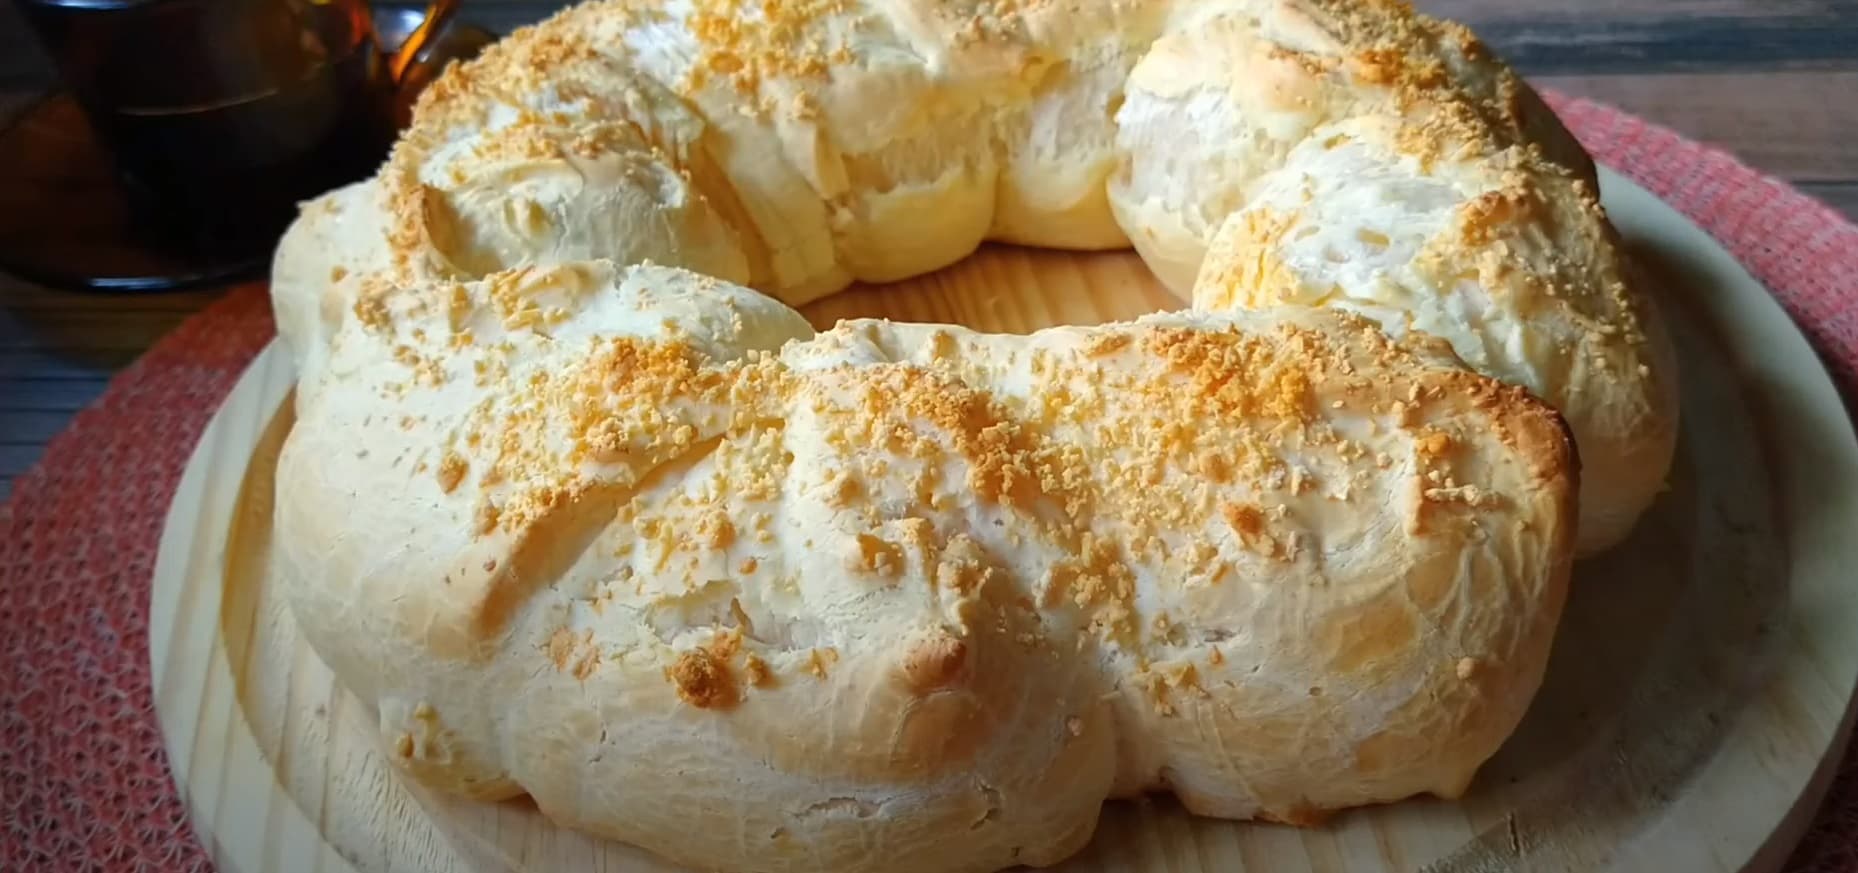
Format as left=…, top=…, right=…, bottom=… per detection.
left=273, top=0, right=1669, bottom=554
left=1193, top=112, right=1676, bottom=553
left=1108, top=0, right=1593, bottom=295
left=277, top=261, right=1572, bottom=873
left=266, top=0, right=1659, bottom=869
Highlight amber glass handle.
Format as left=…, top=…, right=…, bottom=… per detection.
left=387, top=0, right=462, bottom=83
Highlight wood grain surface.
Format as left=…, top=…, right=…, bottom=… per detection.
left=147, top=173, right=1858, bottom=873
left=2, top=0, right=1856, bottom=499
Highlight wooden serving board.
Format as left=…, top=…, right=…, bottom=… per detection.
left=150, top=171, right=1858, bottom=873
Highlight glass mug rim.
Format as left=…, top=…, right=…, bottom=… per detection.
left=1, top=0, right=482, bottom=292
left=3, top=0, right=466, bottom=287
left=15, top=0, right=224, bottom=11
left=16, top=0, right=143, bottom=8
left=14, top=0, right=462, bottom=80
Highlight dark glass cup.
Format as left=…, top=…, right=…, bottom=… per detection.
left=8, top=0, right=460, bottom=283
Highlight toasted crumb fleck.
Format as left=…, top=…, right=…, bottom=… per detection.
left=474, top=502, right=502, bottom=536
left=701, top=513, right=736, bottom=550
left=670, top=648, right=737, bottom=709
left=744, top=652, right=773, bottom=688
left=546, top=627, right=576, bottom=670
left=1222, top=502, right=1287, bottom=561
left=848, top=532, right=902, bottom=578
left=708, top=627, right=744, bottom=662
left=1457, top=657, right=1481, bottom=680
left=1083, top=332, right=1132, bottom=357
left=573, top=647, right=599, bottom=681
left=825, top=470, right=863, bottom=507
left=805, top=647, right=839, bottom=680
left=437, top=452, right=468, bottom=493
left=1417, top=429, right=1454, bottom=458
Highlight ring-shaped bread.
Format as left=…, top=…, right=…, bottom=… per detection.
left=268, top=1, right=1668, bottom=871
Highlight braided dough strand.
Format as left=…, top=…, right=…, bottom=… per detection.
left=278, top=262, right=1572, bottom=872
left=277, top=0, right=1666, bottom=554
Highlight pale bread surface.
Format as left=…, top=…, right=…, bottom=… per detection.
left=268, top=1, right=1663, bottom=870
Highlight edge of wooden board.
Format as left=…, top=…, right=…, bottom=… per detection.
left=147, top=168, right=1858, bottom=873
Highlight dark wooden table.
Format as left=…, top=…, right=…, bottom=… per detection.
left=2, top=0, right=1856, bottom=500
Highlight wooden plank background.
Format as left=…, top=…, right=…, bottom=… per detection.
left=1, top=0, right=1856, bottom=498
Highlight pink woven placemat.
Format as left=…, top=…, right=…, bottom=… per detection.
left=2, top=93, right=1856, bottom=872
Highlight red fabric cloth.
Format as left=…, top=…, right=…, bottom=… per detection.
left=2, top=93, right=1856, bottom=872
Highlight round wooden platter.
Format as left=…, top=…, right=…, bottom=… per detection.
left=151, top=169, right=1858, bottom=873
